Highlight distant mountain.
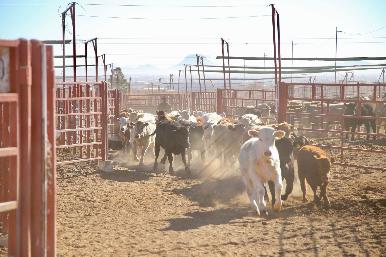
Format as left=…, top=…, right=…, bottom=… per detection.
left=173, top=54, right=216, bottom=69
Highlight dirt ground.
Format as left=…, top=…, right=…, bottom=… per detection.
left=55, top=147, right=386, bottom=257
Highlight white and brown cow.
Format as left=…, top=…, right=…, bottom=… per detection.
left=132, top=113, right=156, bottom=165
left=238, top=127, right=285, bottom=216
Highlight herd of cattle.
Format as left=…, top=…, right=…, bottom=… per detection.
left=117, top=108, right=333, bottom=215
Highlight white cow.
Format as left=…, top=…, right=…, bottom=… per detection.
left=132, top=113, right=157, bottom=165
left=238, top=127, right=285, bottom=216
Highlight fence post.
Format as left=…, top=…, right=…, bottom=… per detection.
left=216, top=88, right=223, bottom=114
left=101, top=82, right=108, bottom=161
left=98, top=82, right=113, bottom=172
left=278, top=82, right=288, bottom=123
left=18, top=39, right=32, bottom=257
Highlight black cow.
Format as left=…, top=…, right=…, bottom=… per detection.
left=153, top=120, right=190, bottom=174
left=187, top=124, right=205, bottom=166
left=267, top=136, right=295, bottom=205
left=344, top=103, right=376, bottom=140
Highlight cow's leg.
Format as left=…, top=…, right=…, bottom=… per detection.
left=153, top=142, right=160, bottom=171
left=241, top=172, right=256, bottom=212
left=133, top=142, right=139, bottom=161
left=344, top=122, right=350, bottom=140
left=249, top=168, right=267, bottom=215
left=365, top=121, right=371, bottom=140
left=282, top=163, right=294, bottom=201
left=160, top=151, right=167, bottom=165
left=320, top=183, right=330, bottom=208
left=370, top=119, right=377, bottom=140
left=181, top=149, right=190, bottom=174
left=272, top=172, right=283, bottom=212
left=299, top=172, right=308, bottom=202
left=167, top=152, right=174, bottom=174
left=312, top=185, right=320, bottom=206
left=267, top=181, right=275, bottom=206
left=255, top=180, right=268, bottom=216
left=350, top=123, right=357, bottom=141
left=187, top=148, right=192, bottom=166
left=201, top=149, right=205, bottom=161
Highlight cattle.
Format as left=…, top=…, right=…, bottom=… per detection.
left=291, top=133, right=310, bottom=159
left=267, top=136, right=295, bottom=203
left=238, top=127, right=286, bottom=215
left=237, top=114, right=263, bottom=143
left=153, top=117, right=190, bottom=174
left=343, top=102, right=376, bottom=140
left=117, top=110, right=134, bottom=151
left=187, top=123, right=205, bottom=166
left=132, top=113, right=156, bottom=165
left=297, top=145, right=331, bottom=208
left=200, top=112, right=223, bottom=150
left=212, top=121, right=245, bottom=164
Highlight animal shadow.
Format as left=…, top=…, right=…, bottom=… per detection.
left=161, top=207, right=249, bottom=231
left=171, top=176, right=245, bottom=207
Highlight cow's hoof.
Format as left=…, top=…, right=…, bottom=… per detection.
left=139, top=162, right=144, bottom=167
left=169, top=166, right=174, bottom=174
left=302, top=197, right=308, bottom=203
left=153, top=163, right=158, bottom=172
left=272, top=201, right=282, bottom=212
left=281, top=194, right=289, bottom=201
left=185, top=166, right=191, bottom=175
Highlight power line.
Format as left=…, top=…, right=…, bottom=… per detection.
left=77, top=14, right=270, bottom=20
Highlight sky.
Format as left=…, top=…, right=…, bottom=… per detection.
left=1, top=0, right=386, bottom=84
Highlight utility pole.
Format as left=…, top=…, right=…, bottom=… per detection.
left=184, top=65, right=188, bottom=93
left=61, top=2, right=76, bottom=82
left=177, top=69, right=181, bottom=93
left=128, top=76, right=131, bottom=94
left=201, top=57, right=207, bottom=92
left=335, top=27, right=343, bottom=84
left=189, top=65, right=193, bottom=92
left=221, top=38, right=227, bottom=89
left=291, top=41, right=294, bottom=83
left=196, top=54, right=202, bottom=93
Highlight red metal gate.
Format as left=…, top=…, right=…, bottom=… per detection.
left=0, top=39, right=56, bottom=257
left=56, top=81, right=108, bottom=165
left=280, top=82, right=386, bottom=171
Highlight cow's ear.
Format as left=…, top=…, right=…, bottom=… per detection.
left=272, top=124, right=278, bottom=129
left=248, top=129, right=259, bottom=137
left=144, top=122, right=149, bottom=126
left=274, top=130, right=286, bottom=140
left=313, top=155, right=321, bottom=160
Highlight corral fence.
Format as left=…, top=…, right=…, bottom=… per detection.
left=55, top=81, right=109, bottom=165
left=119, top=88, right=276, bottom=121
left=0, top=39, right=55, bottom=257
left=279, top=82, right=386, bottom=171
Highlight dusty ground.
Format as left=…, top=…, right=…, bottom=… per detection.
left=55, top=147, right=386, bottom=257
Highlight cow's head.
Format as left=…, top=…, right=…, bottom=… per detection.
left=118, top=117, right=130, bottom=132
left=272, top=122, right=293, bottom=136
left=134, top=121, right=150, bottom=139
left=249, top=127, right=285, bottom=161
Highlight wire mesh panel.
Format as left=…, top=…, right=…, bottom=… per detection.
left=281, top=82, right=386, bottom=171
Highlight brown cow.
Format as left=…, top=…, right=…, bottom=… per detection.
left=297, top=145, right=331, bottom=208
